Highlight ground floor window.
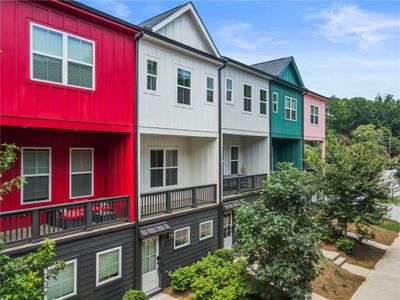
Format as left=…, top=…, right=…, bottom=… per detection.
left=45, top=259, right=77, bottom=300
left=199, top=220, right=213, bottom=240
left=223, top=212, right=232, bottom=238
left=96, top=246, right=122, bottom=286
left=174, top=227, right=190, bottom=249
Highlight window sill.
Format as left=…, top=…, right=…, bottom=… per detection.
left=205, top=102, right=216, bottom=107
left=242, top=111, right=253, bottom=115
left=174, top=104, right=193, bottom=110
left=144, top=91, right=160, bottom=97
left=225, top=102, right=234, bottom=106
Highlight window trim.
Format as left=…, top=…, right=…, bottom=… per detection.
left=149, top=148, right=178, bottom=190
left=259, top=88, right=268, bottom=116
left=310, top=104, right=319, bottom=125
left=206, top=75, right=215, bottom=103
left=272, top=92, right=279, bottom=113
left=176, top=67, right=192, bottom=106
left=230, top=145, right=240, bottom=175
left=225, top=77, right=234, bottom=103
left=146, top=59, right=158, bottom=92
left=199, top=220, right=213, bottom=240
left=69, top=148, right=94, bottom=199
left=243, top=83, right=253, bottom=113
left=174, top=226, right=191, bottom=249
left=284, top=96, right=297, bottom=121
left=44, top=259, right=77, bottom=300
left=21, top=147, right=52, bottom=205
left=30, top=22, right=96, bottom=91
left=96, top=246, right=122, bottom=287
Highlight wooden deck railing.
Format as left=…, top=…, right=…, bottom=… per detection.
left=223, top=174, right=266, bottom=196
left=141, top=184, right=217, bottom=217
left=0, top=196, right=129, bottom=246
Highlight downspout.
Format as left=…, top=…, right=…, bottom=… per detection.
left=301, top=91, right=306, bottom=170
left=269, top=79, right=275, bottom=172
left=218, top=61, right=227, bottom=249
left=134, top=30, right=144, bottom=290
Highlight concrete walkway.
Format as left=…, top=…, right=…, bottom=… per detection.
left=150, top=293, right=176, bottom=300
left=352, top=234, right=400, bottom=300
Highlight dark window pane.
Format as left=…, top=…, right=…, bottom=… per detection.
left=166, top=150, right=177, bottom=167
left=177, top=87, right=190, bottom=105
left=231, top=147, right=238, bottom=160
left=291, top=110, right=296, bottom=120
left=231, top=162, right=238, bottom=175
left=71, top=173, right=92, bottom=197
left=166, top=168, right=177, bottom=186
left=177, top=69, right=191, bottom=87
left=244, top=98, right=251, bottom=112
left=315, top=116, right=319, bottom=124
left=207, top=90, right=213, bottom=102
left=226, top=90, right=232, bottom=102
left=150, top=150, right=163, bottom=168
left=23, top=176, right=49, bottom=202
left=33, top=54, right=62, bottom=83
left=147, top=76, right=156, bottom=91
left=150, top=169, right=163, bottom=187
left=68, top=62, right=92, bottom=88
left=207, top=77, right=214, bottom=89
left=285, top=109, right=291, bottom=120
left=260, top=102, right=267, bottom=115
left=226, top=79, right=232, bottom=90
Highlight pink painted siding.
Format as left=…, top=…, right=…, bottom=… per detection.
left=304, top=92, right=326, bottom=142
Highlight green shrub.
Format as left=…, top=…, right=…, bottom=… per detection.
left=211, top=249, right=234, bottom=261
left=170, top=265, right=196, bottom=292
left=321, top=225, right=342, bottom=243
left=122, top=289, right=149, bottom=300
left=336, top=237, right=355, bottom=254
left=355, top=223, right=375, bottom=240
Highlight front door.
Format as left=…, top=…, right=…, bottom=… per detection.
left=142, top=237, right=159, bottom=293
left=223, top=212, right=233, bottom=249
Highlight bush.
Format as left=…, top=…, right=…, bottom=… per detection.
left=355, top=223, right=375, bottom=241
left=170, top=265, right=197, bottom=292
left=122, top=290, right=149, bottom=300
left=321, top=225, right=342, bottom=243
left=336, top=237, right=355, bottom=254
left=211, top=249, right=234, bottom=261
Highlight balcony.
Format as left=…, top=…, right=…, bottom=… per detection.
left=0, top=196, right=129, bottom=246
left=140, top=184, right=217, bottom=218
left=223, top=174, right=266, bottom=197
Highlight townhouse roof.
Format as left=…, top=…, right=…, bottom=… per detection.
left=252, top=57, right=292, bottom=76
left=139, top=3, right=186, bottom=28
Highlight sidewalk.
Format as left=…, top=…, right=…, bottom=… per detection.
left=351, top=234, right=400, bottom=300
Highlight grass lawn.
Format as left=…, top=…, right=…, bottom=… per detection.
left=347, top=220, right=399, bottom=246
left=312, top=258, right=365, bottom=300
left=389, top=197, right=400, bottom=205
left=379, top=218, right=400, bottom=233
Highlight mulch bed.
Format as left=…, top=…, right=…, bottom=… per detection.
left=347, top=222, right=398, bottom=246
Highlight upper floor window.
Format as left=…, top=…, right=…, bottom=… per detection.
left=285, top=97, right=297, bottom=121
left=272, top=92, right=278, bottom=113
left=150, top=149, right=178, bottom=188
left=310, top=105, right=319, bottom=125
left=260, top=89, right=267, bottom=115
left=207, top=77, right=214, bottom=103
left=31, top=23, right=94, bottom=89
left=230, top=146, right=239, bottom=175
left=177, top=68, right=191, bottom=105
left=147, top=60, right=157, bottom=91
left=96, top=247, right=122, bottom=286
left=70, top=149, right=93, bottom=198
left=243, top=84, right=252, bottom=112
left=22, top=148, right=51, bottom=204
left=226, top=78, right=233, bottom=102
left=45, top=259, right=77, bottom=300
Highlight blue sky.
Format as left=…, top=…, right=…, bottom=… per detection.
left=81, top=0, right=400, bottom=99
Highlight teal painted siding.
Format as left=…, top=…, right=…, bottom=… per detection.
left=280, top=64, right=302, bottom=86
left=272, top=138, right=302, bottom=170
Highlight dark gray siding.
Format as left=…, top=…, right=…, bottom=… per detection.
left=8, top=224, right=136, bottom=300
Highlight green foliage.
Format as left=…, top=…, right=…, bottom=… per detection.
left=355, top=222, right=375, bottom=241
left=393, top=156, right=400, bottom=181
left=379, top=219, right=400, bottom=233
left=0, top=239, right=64, bottom=300
left=234, top=163, right=321, bottom=300
left=210, top=248, right=234, bottom=261
left=335, top=237, right=355, bottom=254
left=170, top=253, right=252, bottom=300
left=0, top=143, right=25, bottom=201
left=122, top=290, right=149, bottom=300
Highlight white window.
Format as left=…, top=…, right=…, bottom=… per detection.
left=230, top=146, right=239, bottom=175
left=21, top=148, right=51, bottom=204
left=174, top=227, right=190, bottom=249
left=206, top=77, right=214, bottom=103
left=243, top=84, right=252, bottom=112
left=150, top=149, right=178, bottom=188
left=310, top=105, right=319, bottom=125
left=31, top=23, right=94, bottom=89
left=146, top=60, right=157, bottom=91
left=70, top=149, right=93, bottom=198
left=272, top=92, right=278, bottom=113
left=199, top=220, right=213, bottom=240
left=260, top=89, right=267, bottom=115
left=226, top=78, right=233, bottom=102
left=177, top=68, right=191, bottom=105
left=45, top=259, right=77, bottom=300
left=223, top=212, right=232, bottom=238
left=285, top=96, right=297, bottom=121
left=96, top=247, right=122, bottom=286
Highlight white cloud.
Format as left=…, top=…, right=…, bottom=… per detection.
left=112, top=2, right=131, bottom=18
left=307, top=4, right=400, bottom=49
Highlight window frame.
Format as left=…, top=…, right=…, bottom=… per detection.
left=149, top=148, right=178, bottom=189
left=259, top=88, right=268, bottom=116
left=225, top=77, right=234, bottom=103
left=146, top=59, right=158, bottom=92
left=21, top=147, right=52, bottom=205
left=284, top=96, right=297, bottom=121
left=69, top=148, right=94, bottom=199
left=30, top=22, right=95, bottom=90
left=243, top=83, right=253, bottom=113
left=174, top=226, right=191, bottom=249
left=310, top=104, right=319, bottom=125
left=176, top=67, right=192, bottom=106
left=44, top=259, right=77, bottom=300
left=96, top=246, right=122, bottom=287
left=272, top=92, right=279, bottom=113
left=230, top=145, right=240, bottom=175
left=199, top=220, right=213, bottom=240
left=206, top=76, right=214, bottom=103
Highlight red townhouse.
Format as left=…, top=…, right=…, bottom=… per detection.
left=1, top=1, right=139, bottom=299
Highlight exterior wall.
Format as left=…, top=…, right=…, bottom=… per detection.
left=1, top=0, right=136, bottom=131
left=272, top=138, right=302, bottom=170
left=140, top=134, right=218, bottom=193
left=303, top=93, right=326, bottom=142
left=280, top=64, right=301, bottom=86
left=222, top=135, right=269, bottom=176
left=221, top=66, right=270, bottom=136
left=155, top=12, right=212, bottom=54
left=138, top=39, right=219, bottom=136
left=7, top=224, right=136, bottom=300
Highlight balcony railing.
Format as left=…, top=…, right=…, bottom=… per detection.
left=0, top=196, right=129, bottom=246
left=223, top=174, right=266, bottom=196
left=141, top=184, right=217, bottom=217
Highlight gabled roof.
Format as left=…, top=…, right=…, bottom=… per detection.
left=138, top=2, right=220, bottom=57
left=252, top=56, right=304, bottom=88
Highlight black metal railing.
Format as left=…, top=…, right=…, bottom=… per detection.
left=0, top=196, right=129, bottom=246
left=141, top=184, right=217, bottom=217
left=223, top=174, right=266, bottom=196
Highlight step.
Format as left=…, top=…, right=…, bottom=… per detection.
left=341, top=262, right=371, bottom=277
left=346, top=232, right=389, bottom=250
left=333, top=256, right=346, bottom=266
left=321, top=249, right=340, bottom=261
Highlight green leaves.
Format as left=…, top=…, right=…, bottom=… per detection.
left=0, top=143, right=25, bottom=201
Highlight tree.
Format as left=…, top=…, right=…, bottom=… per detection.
left=306, top=132, right=391, bottom=237
left=234, top=163, right=321, bottom=300
left=0, top=143, right=25, bottom=201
